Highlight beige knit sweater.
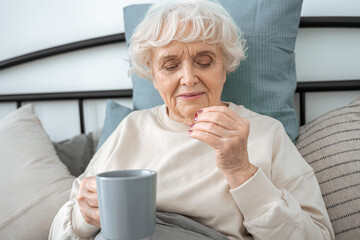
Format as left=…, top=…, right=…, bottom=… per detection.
left=49, top=103, right=334, bottom=240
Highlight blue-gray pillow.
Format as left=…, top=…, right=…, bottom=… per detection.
left=96, top=100, right=133, bottom=150
left=123, top=4, right=164, bottom=110
left=123, top=0, right=302, bottom=142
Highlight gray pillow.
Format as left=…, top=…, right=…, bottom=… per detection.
left=123, top=0, right=302, bottom=142
left=296, top=97, right=360, bottom=239
left=53, top=133, right=96, bottom=177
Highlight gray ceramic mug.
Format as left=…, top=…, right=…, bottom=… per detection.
left=96, top=169, right=157, bottom=240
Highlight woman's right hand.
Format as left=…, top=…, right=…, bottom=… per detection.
left=77, top=176, right=100, bottom=227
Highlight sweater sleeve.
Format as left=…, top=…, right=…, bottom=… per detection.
left=49, top=151, right=101, bottom=240
left=230, top=121, right=335, bottom=240
left=49, top=172, right=100, bottom=239
left=49, top=120, right=125, bottom=240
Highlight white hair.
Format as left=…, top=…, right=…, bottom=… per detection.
left=128, top=0, right=246, bottom=80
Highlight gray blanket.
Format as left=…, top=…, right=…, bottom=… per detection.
left=95, top=212, right=229, bottom=240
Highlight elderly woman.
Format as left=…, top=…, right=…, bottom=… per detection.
left=50, top=0, right=334, bottom=239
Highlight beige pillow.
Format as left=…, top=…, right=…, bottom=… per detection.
left=0, top=105, right=75, bottom=239
left=296, top=97, right=360, bottom=239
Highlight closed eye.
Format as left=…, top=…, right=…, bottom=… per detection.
left=162, top=58, right=180, bottom=72
left=164, top=65, right=178, bottom=71
left=197, top=62, right=211, bottom=67
left=195, top=55, right=212, bottom=68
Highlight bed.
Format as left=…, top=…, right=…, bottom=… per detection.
left=0, top=1, right=359, bottom=239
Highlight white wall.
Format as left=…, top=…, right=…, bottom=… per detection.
left=0, top=0, right=156, bottom=62
left=0, top=0, right=359, bottom=141
left=295, top=28, right=360, bottom=122
left=0, top=43, right=132, bottom=93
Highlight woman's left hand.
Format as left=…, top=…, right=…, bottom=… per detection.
left=189, top=106, right=258, bottom=189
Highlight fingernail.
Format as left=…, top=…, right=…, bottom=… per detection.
left=194, top=117, right=198, bottom=122
left=188, top=130, right=193, bottom=133
left=190, top=124, right=195, bottom=127
left=194, top=110, right=203, bottom=118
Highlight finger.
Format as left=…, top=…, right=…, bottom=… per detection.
left=81, top=204, right=100, bottom=227
left=198, top=106, right=241, bottom=121
left=195, top=111, right=237, bottom=130
left=85, top=177, right=97, bottom=193
left=189, top=127, right=222, bottom=149
left=191, top=121, right=233, bottom=138
left=78, top=177, right=98, bottom=207
left=89, top=207, right=100, bottom=227
left=85, top=191, right=99, bottom=208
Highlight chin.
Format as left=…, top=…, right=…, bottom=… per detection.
left=175, top=107, right=197, bottom=125
left=182, top=105, right=200, bottom=116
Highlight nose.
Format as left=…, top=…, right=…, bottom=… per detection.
left=180, top=62, right=198, bottom=87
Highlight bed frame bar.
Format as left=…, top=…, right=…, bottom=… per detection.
left=1, top=79, right=359, bottom=131
left=1, top=17, right=359, bottom=71
left=0, top=89, right=132, bottom=133
left=296, top=80, right=360, bottom=125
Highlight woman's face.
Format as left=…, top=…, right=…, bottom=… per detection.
left=151, top=41, right=226, bottom=125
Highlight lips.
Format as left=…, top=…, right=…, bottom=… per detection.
left=178, top=92, right=204, bottom=100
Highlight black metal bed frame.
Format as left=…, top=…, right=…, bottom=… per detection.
left=0, top=17, right=359, bottom=132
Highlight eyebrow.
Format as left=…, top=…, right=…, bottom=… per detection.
left=159, top=54, right=179, bottom=62
left=195, top=50, right=216, bottom=58
left=159, top=50, right=216, bottom=63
